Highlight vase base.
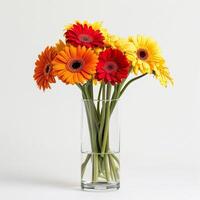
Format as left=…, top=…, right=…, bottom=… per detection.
left=81, top=182, right=120, bottom=191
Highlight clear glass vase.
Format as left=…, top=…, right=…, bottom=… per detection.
left=81, top=99, right=120, bottom=191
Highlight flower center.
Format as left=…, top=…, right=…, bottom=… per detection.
left=78, top=34, right=93, bottom=43
left=104, top=61, right=118, bottom=73
left=69, top=59, right=84, bottom=72
left=137, top=49, right=148, bottom=60
left=44, top=64, right=51, bottom=75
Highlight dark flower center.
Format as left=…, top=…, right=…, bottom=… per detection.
left=45, top=64, right=51, bottom=74
left=69, top=59, right=84, bottom=72
left=78, top=34, right=93, bottom=43
left=104, top=61, right=118, bottom=73
left=72, top=61, right=81, bottom=69
left=137, top=49, right=148, bottom=60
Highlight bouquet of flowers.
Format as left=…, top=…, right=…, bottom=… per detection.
left=33, top=21, right=173, bottom=190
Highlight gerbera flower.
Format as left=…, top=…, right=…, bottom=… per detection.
left=153, top=64, right=174, bottom=87
left=106, top=35, right=134, bottom=55
left=52, top=45, right=98, bottom=84
left=127, top=35, right=166, bottom=75
left=33, top=46, right=57, bottom=91
left=55, top=39, right=66, bottom=52
left=95, top=48, right=130, bottom=84
left=88, top=21, right=111, bottom=48
left=64, top=22, right=104, bottom=48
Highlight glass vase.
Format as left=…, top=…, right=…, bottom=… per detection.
left=81, top=99, right=120, bottom=191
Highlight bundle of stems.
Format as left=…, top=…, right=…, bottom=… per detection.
left=77, top=73, right=146, bottom=182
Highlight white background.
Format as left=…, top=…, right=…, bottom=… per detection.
left=0, top=0, right=200, bottom=199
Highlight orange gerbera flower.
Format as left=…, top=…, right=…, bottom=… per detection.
left=33, top=47, right=57, bottom=91
left=55, top=39, right=66, bottom=52
left=52, top=45, right=98, bottom=84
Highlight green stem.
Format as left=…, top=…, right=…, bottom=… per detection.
left=82, top=83, right=101, bottom=152
left=76, top=84, right=86, bottom=98
left=92, top=154, right=98, bottom=182
left=111, top=85, right=118, bottom=101
left=90, top=80, right=94, bottom=100
left=109, top=154, right=119, bottom=180
left=104, top=154, right=110, bottom=181
left=108, top=156, right=114, bottom=180
left=101, top=84, right=111, bottom=154
left=77, top=84, right=97, bottom=152
left=110, top=73, right=147, bottom=114
left=98, top=83, right=106, bottom=147
left=111, top=153, right=120, bottom=166
left=97, top=83, right=103, bottom=116
left=119, top=73, right=147, bottom=97
left=81, top=154, right=91, bottom=178
left=110, top=81, right=125, bottom=114
left=108, top=155, right=117, bottom=181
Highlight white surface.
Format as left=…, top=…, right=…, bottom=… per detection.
left=0, top=166, right=200, bottom=200
left=0, top=0, right=200, bottom=199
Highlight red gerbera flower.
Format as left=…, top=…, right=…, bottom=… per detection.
left=95, top=48, right=130, bottom=84
left=64, top=23, right=104, bottom=48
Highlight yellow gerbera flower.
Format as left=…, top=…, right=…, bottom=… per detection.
left=106, top=35, right=134, bottom=54
left=127, top=35, right=165, bottom=74
left=153, top=63, right=174, bottom=87
left=126, top=35, right=173, bottom=86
